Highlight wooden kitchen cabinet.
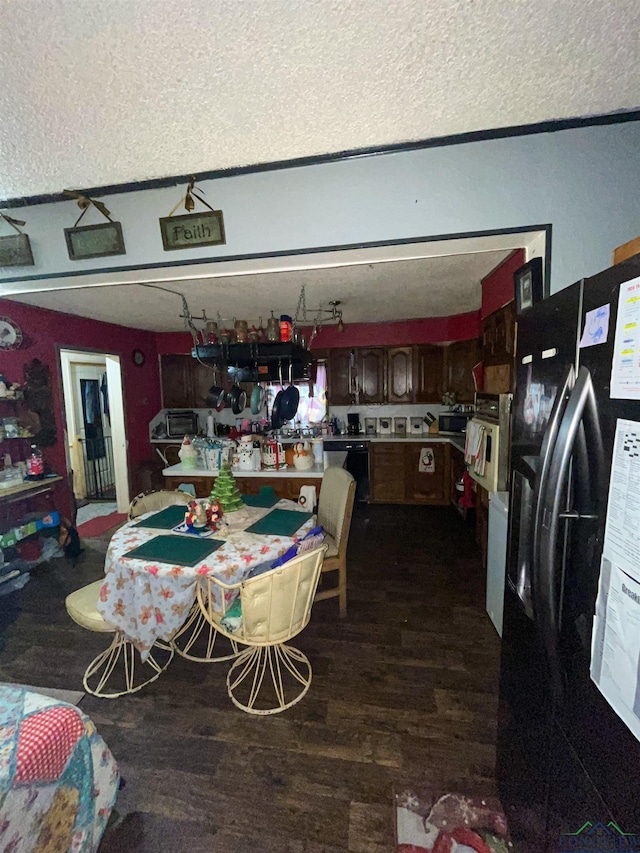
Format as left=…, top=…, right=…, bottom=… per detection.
left=482, top=301, right=516, bottom=365
left=166, top=473, right=323, bottom=501
left=357, top=348, right=386, bottom=404
left=404, top=443, right=449, bottom=504
left=370, top=441, right=450, bottom=505
left=443, top=339, right=480, bottom=403
left=160, top=355, right=195, bottom=409
left=481, top=301, right=516, bottom=394
left=387, top=347, right=413, bottom=403
left=414, top=345, right=445, bottom=403
left=191, top=360, right=226, bottom=408
left=369, top=443, right=406, bottom=503
left=327, top=349, right=354, bottom=405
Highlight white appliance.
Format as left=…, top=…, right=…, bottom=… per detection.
left=464, top=393, right=511, bottom=492
left=486, top=490, right=509, bottom=636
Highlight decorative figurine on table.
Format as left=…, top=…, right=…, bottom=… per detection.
left=184, top=500, right=208, bottom=530
left=206, top=497, right=223, bottom=530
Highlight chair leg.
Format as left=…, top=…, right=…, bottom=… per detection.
left=338, top=560, right=347, bottom=619
left=171, top=601, right=239, bottom=662
left=226, top=644, right=312, bottom=715
left=83, top=633, right=174, bottom=698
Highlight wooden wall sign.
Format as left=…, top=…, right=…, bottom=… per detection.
left=159, top=211, right=226, bottom=251
left=0, top=233, right=34, bottom=267
left=64, top=221, right=126, bottom=261
left=0, top=213, right=34, bottom=267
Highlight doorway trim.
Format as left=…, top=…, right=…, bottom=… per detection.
left=59, top=347, right=130, bottom=514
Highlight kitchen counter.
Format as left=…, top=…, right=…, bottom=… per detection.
left=322, top=433, right=467, bottom=450
left=162, top=450, right=347, bottom=479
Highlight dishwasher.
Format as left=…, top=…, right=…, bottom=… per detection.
left=326, top=439, right=370, bottom=502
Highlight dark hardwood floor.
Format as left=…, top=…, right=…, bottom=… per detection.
left=0, top=503, right=501, bottom=852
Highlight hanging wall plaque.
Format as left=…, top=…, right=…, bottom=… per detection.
left=0, top=213, right=34, bottom=267
left=63, top=191, right=126, bottom=260
left=159, top=178, right=226, bottom=251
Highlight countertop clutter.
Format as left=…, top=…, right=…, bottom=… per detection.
left=163, top=450, right=348, bottom=479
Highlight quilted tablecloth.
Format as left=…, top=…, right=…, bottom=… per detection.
left=97, top=499, right=315, bottom=656
left=0, top=685, right=119, bottom=853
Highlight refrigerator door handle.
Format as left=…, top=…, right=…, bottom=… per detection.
left=534, top=366, right=603, bottom=697
left=516, top=367, right=575, bottom=616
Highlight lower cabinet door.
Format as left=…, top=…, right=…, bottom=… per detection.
left=404, top=444, right=449, bottom=504
left=369, top=444, right=406, bottom=503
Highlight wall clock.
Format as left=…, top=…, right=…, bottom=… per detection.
left=0, top=317, right=23, bottom=350
left=132, top=349, right=145, bottom=367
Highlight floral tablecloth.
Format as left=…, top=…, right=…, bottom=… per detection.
left=0, top=684, right=119, bottom=853
left=97, top=499, right=315, bottom=656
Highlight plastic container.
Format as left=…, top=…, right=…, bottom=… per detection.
left=27, top=445, right=44, bottom=478
left=312, top=438, right=324, bottom=465
left=279, top=314, right=292, bottom=342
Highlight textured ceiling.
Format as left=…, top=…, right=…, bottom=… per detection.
left=1, top=0, right=639, bottom=199
left=7, top=249, right=512, bottom=330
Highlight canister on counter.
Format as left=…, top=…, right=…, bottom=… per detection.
left=394, top=417, right=407, bottom=436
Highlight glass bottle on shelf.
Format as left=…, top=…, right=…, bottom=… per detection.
left=266, top=311, right=280, bottom=342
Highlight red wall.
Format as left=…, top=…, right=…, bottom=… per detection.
left=481, top=249, right=525, bottom=319
left=155, top=311, right=481, bottom=354
left=0, top=299, right=161, bottom=520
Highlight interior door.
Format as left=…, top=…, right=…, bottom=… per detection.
left=72, top=363, right=114, bottom=500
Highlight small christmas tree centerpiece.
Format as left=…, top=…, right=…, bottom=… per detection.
left=210, top=463, right=245, bottom=513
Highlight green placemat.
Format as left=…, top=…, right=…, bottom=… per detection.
left=122, top=535, right=224, bottom=567
left=246, top=508, right=312, bottom=537
left=243, top=492, right=279, bottom=508
left=131, top=505, right=189, bottom=529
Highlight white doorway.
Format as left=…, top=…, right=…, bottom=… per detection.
left=60, top=349, right=130, bottom=516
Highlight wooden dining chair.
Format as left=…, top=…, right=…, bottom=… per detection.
left=314, top=468, right=356, bottom=618
left=65, top=579, right=174, bottom=698
left=127, top=488, right=193, bottom=520
left=196, top=545, right=327, bottom=715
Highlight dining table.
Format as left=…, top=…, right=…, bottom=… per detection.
left=97, top=498, right=316, bottom=657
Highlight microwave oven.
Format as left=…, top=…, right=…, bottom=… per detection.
left=438, top=413, right=472, bottom=433
left=166, top=410, right=199, bottom=437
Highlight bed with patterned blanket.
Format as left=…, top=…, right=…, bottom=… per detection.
left=0, top=684, right=119, bottom=853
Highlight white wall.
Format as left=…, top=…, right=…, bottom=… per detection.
left=2, top=121, right=640, bottom=295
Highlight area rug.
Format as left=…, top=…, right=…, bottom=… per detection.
left=395, top=788, right=511, bottom=852
left=78, top=512, right=127, bottom=538
left=3, top=683, right=84, bottom=706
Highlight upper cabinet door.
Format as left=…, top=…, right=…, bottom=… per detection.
left=160, top=354, right=195, bottom=409
left=358, top=348, right=386, bottom=404
left=327, top=349, right=354, bottom=405
left=443, top=339, right=481, bottom=402
left=414, top=345, right=444, bottom=403
left=387, top=347, right=414, bottom=403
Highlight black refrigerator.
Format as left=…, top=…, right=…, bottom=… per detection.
left=496, top=254, right=640, bottom=852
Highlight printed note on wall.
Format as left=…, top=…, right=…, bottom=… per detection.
left=611, top=276, right=640, bottom=399
left=579, top=304, right=610, bottom=348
